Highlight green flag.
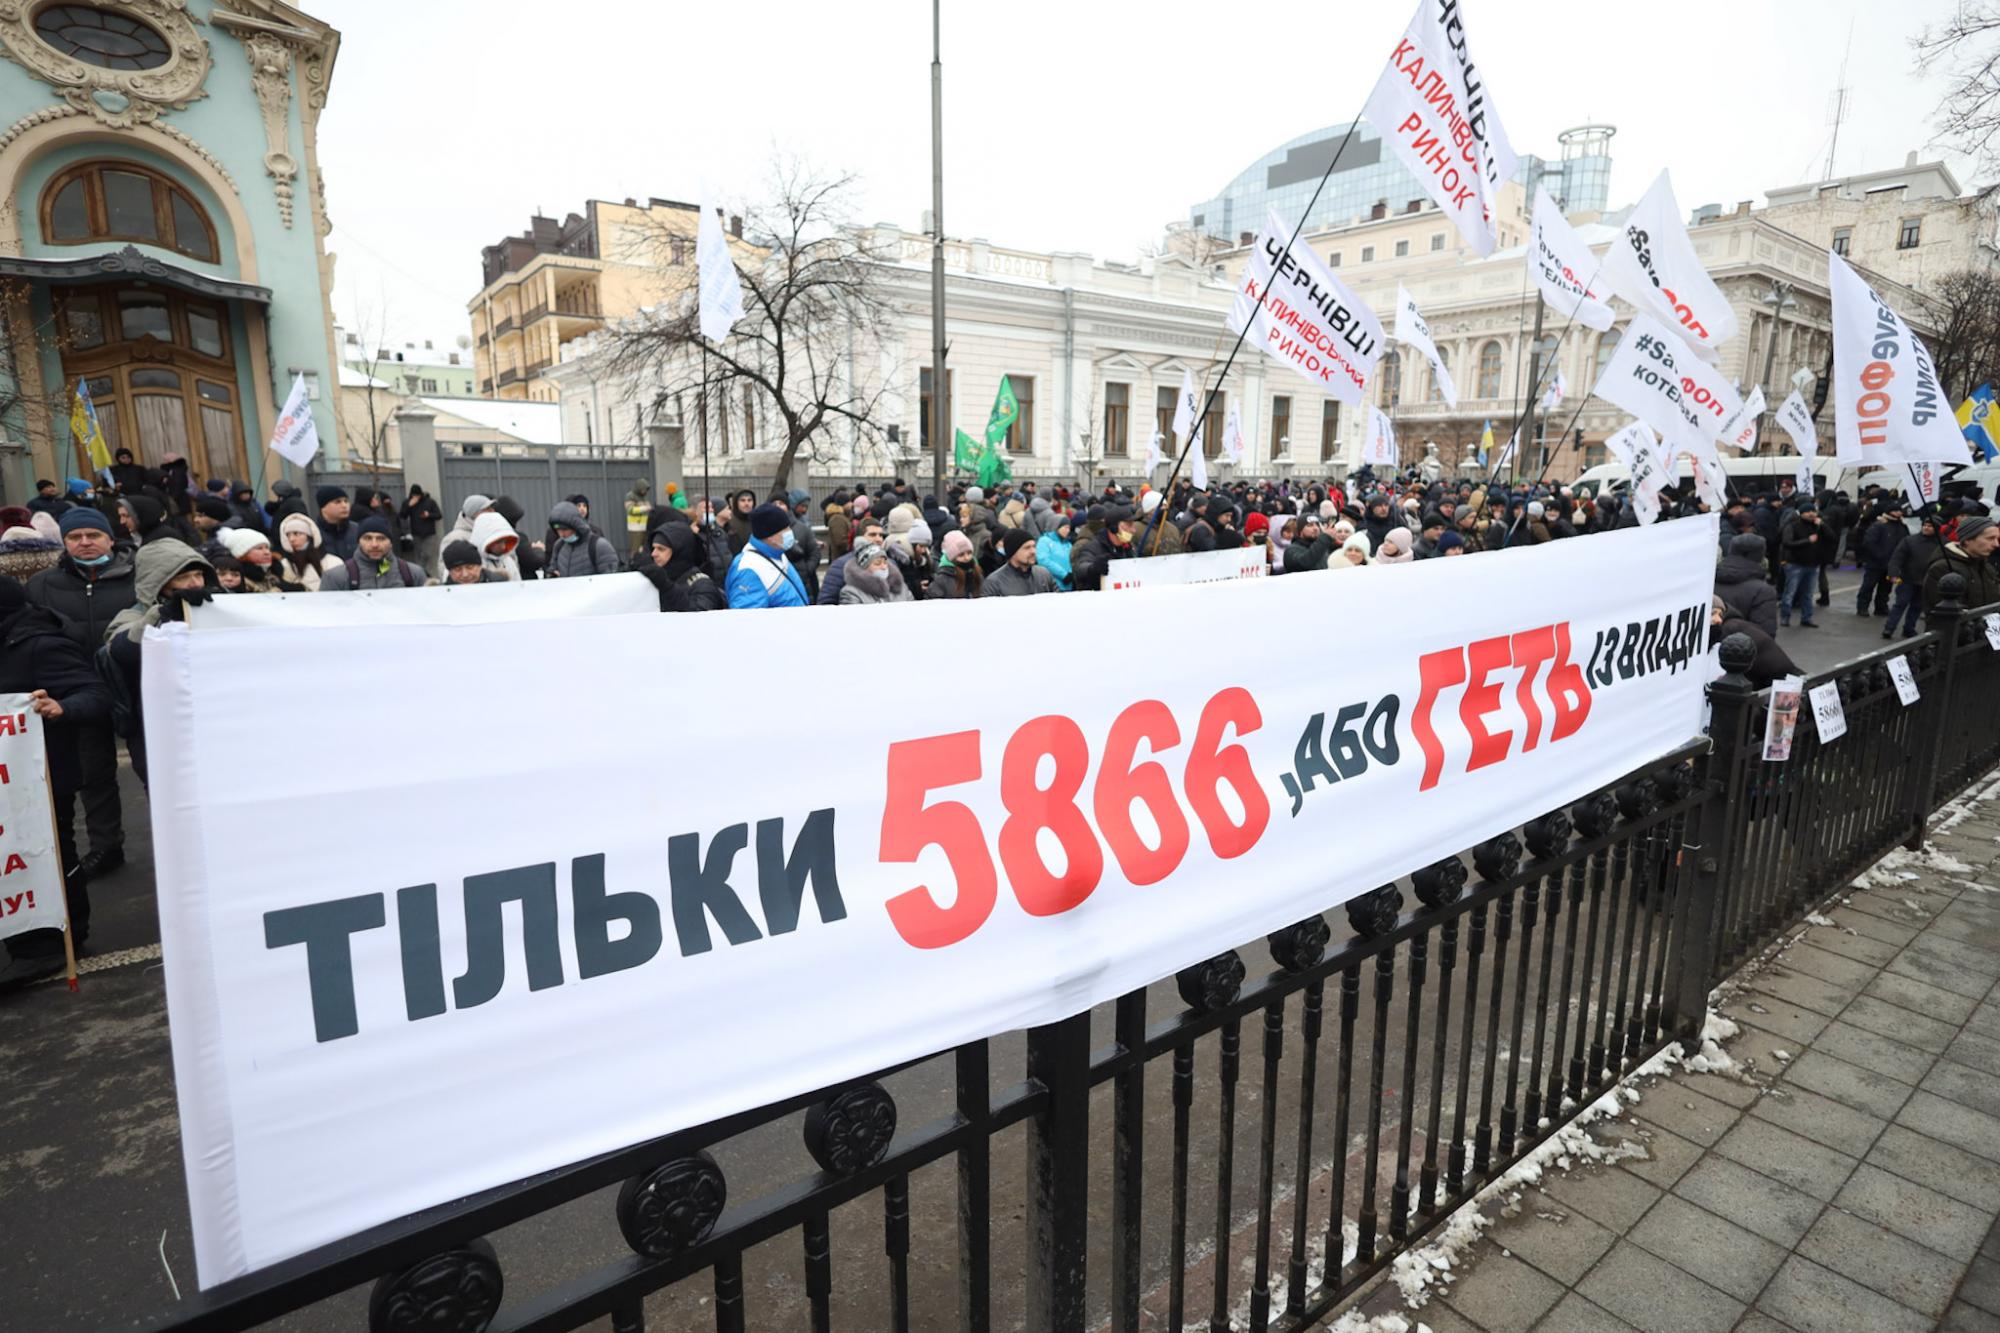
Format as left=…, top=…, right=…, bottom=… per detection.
left=978, top=442, right=1013, bottom=489
left=984, top=376, right=1020, bottom=451
left=954, top=428, right=984, bottom=472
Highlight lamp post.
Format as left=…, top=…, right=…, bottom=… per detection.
left=1751, top=279, right=1797, bottom=454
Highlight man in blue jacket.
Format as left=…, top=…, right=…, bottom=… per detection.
left=726, top=504, right=810, bottom=608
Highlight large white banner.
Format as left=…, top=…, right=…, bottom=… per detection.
left=149, top=521, right=1717, bottom=1284
left=1828, top=250, right=1965, bottom=469
left=1593, top=312, right=1741, bottom=467
left=0, top=696, right=66, bottom=943
left=1394, top=284, right=1459, bottom=407
left=1103, top=545, right=1265, bottom=591
left=1363, top=0, right=1517, bottom=256
left=1530, top=188, right=1613, bottom=331
left=189, top=572, right=659, bottom=629
left=1229, top=209, right=1385, bottom=401
left=1603, top=170, right=1738, bottom=363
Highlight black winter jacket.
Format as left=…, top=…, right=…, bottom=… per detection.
left=24, top=552, right=137, bottom=653
left=1713, top=555, right=1778, bottom=638
left=1858, top=518, right=1906, bottom=571
left=0, top=607, right=110, bottom=791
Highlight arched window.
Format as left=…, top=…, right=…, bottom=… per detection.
left=1476, top=340, right=1503, bottom=398
left=1430, top=346, right=1450, bottom=401
left=1376, top=350, right=1401, bottom=408
left=1594, top=331, right=1619, bottom=384
left=41, top=161, right=216, bottom=262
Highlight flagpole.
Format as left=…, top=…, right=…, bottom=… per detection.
left=699, top=339, right=712, bottom=528
left=928, top=0, right=948, bottom=507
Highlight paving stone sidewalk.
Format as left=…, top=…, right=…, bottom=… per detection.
left=1326, top=789, right=2000, bottom=1333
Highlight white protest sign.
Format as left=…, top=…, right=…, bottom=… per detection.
left=1593, top=313, right=1741, bottom=466
left=189, top=572, right=658, bottom=629
left=1631, top=486, right=1661, bottom=527
left=1363, top=0, right=1518, bottom=256
left=0, top=695, right=66, bottom=944
left=1764, top=676, right=1803, bottom=761
left=1716, top=386, right=1766, bottom=453
left=1605, top=421, right=1665, bottom=523
left=1395, top=284, right=1458, bottom=407
left=1229, top=209, right=1385, bottom=402
left=1985, top=613, right=2000, bottom=650
left=1103, top=545, right=1266, bottom=592
left=1364, top=406, right=1399, bottom=468
left=1808, top=681, right=1847, bottom=743
left=1530, top=187, right=1613, bottom=331
left=267, top=374, right=320, bottom=468
left=1829, top=250, right=1964, bottom=470
left=1603, top=170, right=1738, bottom=362
left=1775, top=390, right=1818, bottom=457
left=1887, top=656, right=1920, bottom=706
left=149, top=519, right=1720, bottom=1285
left=696, top=197, right=746, bottom=343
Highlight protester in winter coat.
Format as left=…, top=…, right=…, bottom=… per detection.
left=401, top=485, right=444, bottom=574
left=838, top=541, right=915, bottom=605
left=320, top=518, right=428, bottom=590
left=1137, top=492, right=1186, bottom=556
left=467, top=511, right=522, bottom=582
left=1412, top=513, right=1447, bottom=560
left=1332, top=532, right=1373, bottom=569
left=636, top=526, right=726, bottom=611
left=727, top=503, right=811, bottom=609
left=441, top=540, right=503, bottom=585
left=0, top=576, right=112, bottom=984
left=888, top=522, right=935, bottom=600
left=817, top=517, right=885, bottom=606
left=1777, top=502, right=1825, bottom=628
left=722, top=489, right=759, bottom=555
left=824, top=491, right=853, bottom=559
left=314, top=487, right=360, bottom=560
left=226, top=480, right=267, bottom=537
left=1436, top=531, right=1467, bottom=556
left=1036, top=515, right=1074, bottom=589
left=1283, top=516, right=1337, bottom=573
left=1714, top=534, right=1779, bottom=638
left=1922, top=515, right=2000, bottom=624
left=786, top=490, right=823, bottom=600
left=959, top=487, right=998, bottom=566
left=1026, top=495, right=1063, bottom=537
left=27, top=479, right=68, bottom=521
left=1885, top=517, right=1942, bottom=639
left=1069, top=506, right=1138, bottom=591
left=220, top=528, right=280, bottom=591
left=985, top=528, right=1059, bottom=596
left=1361, top=497, right=1396, bottom=551
left=1373, top=526, right=1415, bottom=565
left=1712, top=597, right=1801, bottom=690
left=1855, top=507, right=1907, bottom=617
left=276, top=513, right=341, bottom=592
left=445, top=494, right=491, bottom=555
left=105, top=447, right=145, bottom=496
left=263, top=477, right=307, bottom=525
left=542, top=500, right=622, bottom=578
left=926, top=530, right=985, bottom=598
left=0, top=524, right=62, bottom=583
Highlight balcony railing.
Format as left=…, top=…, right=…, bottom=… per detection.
left=496, top=368, right=521, bottom=387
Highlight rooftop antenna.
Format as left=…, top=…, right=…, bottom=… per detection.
left=1825, top=19, right=1854, bottom=180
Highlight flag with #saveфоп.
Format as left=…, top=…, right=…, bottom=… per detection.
left=697, top=198, right=745, bottom=343
left=267, top=373, right=320, bottom=468
left=1227, top=209, right=1384, bottom=401
left=1828, top=249, right=1965, bottom=470
left=1603, top=170, right=1738, bottom=363
left=1529, top=187, right=1613, bottom=331
left=1393, top=284, right=1457, bottom=408
left=1362, top=0, right=1517, bottom=256
left=1592, top=312, right=1739, bottom=468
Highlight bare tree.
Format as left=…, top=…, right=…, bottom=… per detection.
left=0, top=279, right=83, bottom=470
left=1920, top=267, right=2000, bottom=402
left=339, top=299, right=400, bottom=475
left=1915, top=5, right=2000, bottom=181
left=603, top=162, right=896, bottom=496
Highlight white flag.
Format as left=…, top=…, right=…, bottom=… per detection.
left=1687, top=452, right=1728, bottom=511
left=267, top=373, right=320, bottom=468
left=1542, top=368, right=1567, bottom=412
left=1592, top=312, right=1740, bottom=468
left=1393, top=284, right=1458, bottom=408
left=1603, top=170, right=1738, bottom=363
left=1715, top=386, right=1766, bottom=453
left=1223, top=402, right=1248, bottom=463
left=1905, top=461, right=1941, bottom=505
left=1145, top=431, right=1165, bottom=470
left=1362, top=0, right=1517, bottom=256
left=1174, top=369, right=1199, bottom=445
left=1364, top=406, right=1398, bottom=468
left=1530, top=187, right=1613, bottom=331
left=697, top=198, right=745, bottom=343
left=1797, top=461, right=1818, bottom=497
left=1631, top=484, right=1661, bottom=527
left=1828, top=250, right=1965, bottom=469
left=1228, top=209, right=1385, bottom=402
left=1191, top=439, right=1210, bottom=490
left=1775, top=390, right=1818, bottom=458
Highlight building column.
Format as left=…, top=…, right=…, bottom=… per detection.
left=647, top=421, right=685, bottom=493
left=396, top=405, right=441, bottom=499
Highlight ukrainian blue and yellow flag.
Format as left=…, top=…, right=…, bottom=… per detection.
left=1477, top=419, right=1495, bottom=468
left=68, top=378, right=111, bottom=471
left=1957, top=384, right=1996, bottom=462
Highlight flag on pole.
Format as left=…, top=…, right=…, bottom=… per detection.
left=267, top=373, right=321, bottom=468
left=978, top=377, right=1019, bottom=488
left=1602, top=170, right=1739, bottom=362
left=1774, top=390, right=1818, bottom=459
left=68, top=378, right=110, bottom=471
left=1529, top=187, right=1614, bottom=331
left=1363, top=407, right=1398, bottom=469
left=1393, top=285, right=1458, bottom=408
left=1223, top=402, right=1247, bottom=463
left=1172, top=369, right=1199, bottom=445
left=1828, top=250, right=1966, bottom=470
left=1958, top=384, right=1997, bottom=461
left=1715, top=386, right=1766, bottom=453
left=1190, top=438, right=1209, bottom=490
left=1541, top=369, right=1567, bottom=412
left=1145, top=430, right=1165, bottom=470
left=1477, top=419, right=1495, bottom=468
left=954, top=428, right=983, bottom=473
left=696, top=197, right=745, bottom=343
left=1490, top=429, right=1518, bottom=475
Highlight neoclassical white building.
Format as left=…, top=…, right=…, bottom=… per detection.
left=546, top=173, right=1941, bottom=485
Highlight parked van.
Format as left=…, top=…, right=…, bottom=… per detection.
left=1575, top=454, right=1853, bottom=498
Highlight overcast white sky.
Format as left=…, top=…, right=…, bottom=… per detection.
left=311, top=0, right=1978, bottom=348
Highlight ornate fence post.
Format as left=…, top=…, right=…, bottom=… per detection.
left=1907, top=572, right=1966, bottom=850
left=1024, top=1010, right=1091, bottom=1333
left=1665, top=633, right=1755, bottom=1051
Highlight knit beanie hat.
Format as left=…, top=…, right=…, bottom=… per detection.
left=942, top=530, right=974, bottom=560
left=194, top=495, right=231, bottom=522
left=1436, top=531, right=1465, bottom=553
left=749, top=502, right=792, bottom=540
left=907, top=520, right=933, bottom=547
left=315, top=485, right=347, bottom=508
left=1000, top=528, right=1035, bottom=558
left=442, top=540, right=481, bottom=569
left=356, top=516, right=392, bottom=539
left=1957, top=515, right=1996, bottom=545
left=221, top=528, right=271, bottom=558
left=964, top=486, right=985, bottom=504
left=59, top=507, right=112, bottom=536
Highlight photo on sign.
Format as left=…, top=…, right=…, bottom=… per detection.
left=1763, top=676, right=1803, bottom=762
left=1986, top=613, right=2000, bottom=651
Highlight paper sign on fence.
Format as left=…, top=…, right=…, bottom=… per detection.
left=1985, top=613, right=2000, bottom=650
left=0, top=695, right=69, bottom=945
left=1808, top=681, right=1847, bottom=743
left=1887, top=656, right=1920, bottom=706
left=1764, top=676, right=1803, bottom=761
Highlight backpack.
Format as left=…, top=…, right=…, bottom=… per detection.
left=344, top=556, right=420, bottom=588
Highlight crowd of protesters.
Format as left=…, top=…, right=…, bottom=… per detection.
left=3, top=441, right=1998, bottom=987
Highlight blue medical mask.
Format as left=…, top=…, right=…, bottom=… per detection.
left=561, top=531, right=580, bottom=544
left=74, top=551, right=111, bottom=568
left=778, top=529, right=797, bottom=552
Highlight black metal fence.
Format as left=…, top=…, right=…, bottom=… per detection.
left=130, top=583, right=2000, bottom=1333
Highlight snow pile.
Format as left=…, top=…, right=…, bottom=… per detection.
left=1683, top=1012, right=1740, bottom=1075
left=1803, top=912, right=1835, bottom=927
left=1323, top=1312, right=1431, bottom=1333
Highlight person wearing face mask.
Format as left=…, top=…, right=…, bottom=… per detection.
left=543, top=500, right=622, bottom=578
left=636, top=525, right=726, bottom=611
left=1069, top=504, right=1139, bottom=592
left=101, top=540, right=217, bottom=788
left=24, top=506, right=135, bottom=883
left=725, top=503, right=810, bottom=608
left=926, top=529, right=985, bottom=598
